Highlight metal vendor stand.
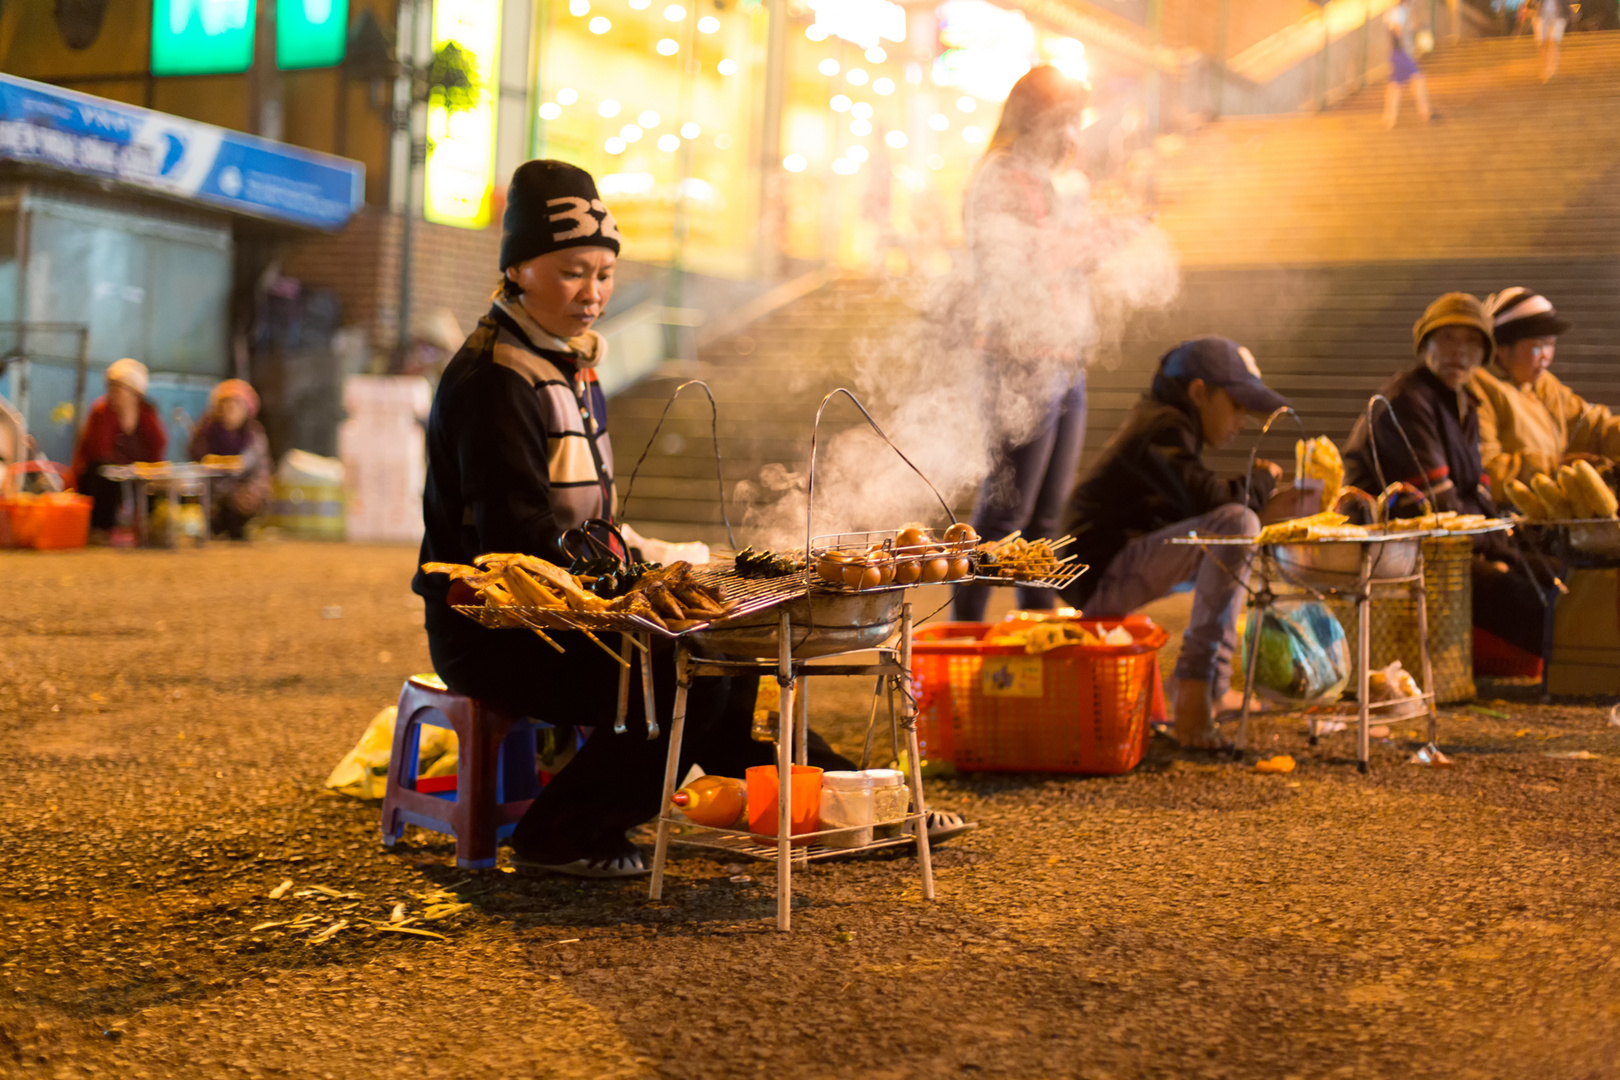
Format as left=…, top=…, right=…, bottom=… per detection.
left=99, top=460, right=244, bottom=547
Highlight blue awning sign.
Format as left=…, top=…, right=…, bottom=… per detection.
left=0, top=72, right=364, bottom=230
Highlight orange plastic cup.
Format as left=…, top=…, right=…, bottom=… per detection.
left=745, top=765, right=822, bottom=842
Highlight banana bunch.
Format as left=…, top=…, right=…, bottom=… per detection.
left=1294, top=436, right=1344, bottom=507
left=1504, top=460, right=1618, bottom=521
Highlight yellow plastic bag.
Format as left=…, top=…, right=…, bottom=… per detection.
left=325, top=706, right=458, bottom=800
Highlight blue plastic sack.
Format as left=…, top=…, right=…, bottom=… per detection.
left=1241, top=602, right=1350, bottom=704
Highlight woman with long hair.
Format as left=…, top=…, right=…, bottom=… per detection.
left=952, top=65, right=1100, bottom=620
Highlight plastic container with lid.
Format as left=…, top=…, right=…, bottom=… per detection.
left=818, top=771, right=875, bottom=848
left=864, top=769, right=910, bottom=839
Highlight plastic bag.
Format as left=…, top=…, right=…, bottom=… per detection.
left=325, top=706, right=458, bottom=800
left=1241, top=602, right=1350, bottom=704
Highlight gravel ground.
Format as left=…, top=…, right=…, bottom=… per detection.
left=4, top=542, right=1620, bottom=1079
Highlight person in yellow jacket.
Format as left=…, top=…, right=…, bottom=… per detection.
left=1473, top=287, right=1620, bottom=493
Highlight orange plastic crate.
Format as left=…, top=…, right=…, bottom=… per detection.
left=914, top=617, right=1168, bottom=775
left=0, top=494, right=93, bottom=550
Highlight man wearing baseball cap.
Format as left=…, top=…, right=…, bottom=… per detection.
left=1472, top=287, right=1620, bottom=492
left=1062, top=336, right=1296, bottom=749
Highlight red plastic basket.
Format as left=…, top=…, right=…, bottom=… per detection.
left=914, top=616, right=1169, bottom=775
left=0, top=494, right=93, bottom=550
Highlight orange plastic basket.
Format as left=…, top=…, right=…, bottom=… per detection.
left=914, top=616, right=1169, bottom=775
left=0, top=494, right=93, bottom=550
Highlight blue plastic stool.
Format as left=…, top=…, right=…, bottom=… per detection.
left=379, top=674, right=548, bottom=869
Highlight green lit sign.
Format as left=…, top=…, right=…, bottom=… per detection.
left=151, top=0, right=257, bottom=76
left=278, top=0, right=349, bottom=69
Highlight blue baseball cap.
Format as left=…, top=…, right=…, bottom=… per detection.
left=1159, top=335, right=1289, bottom=415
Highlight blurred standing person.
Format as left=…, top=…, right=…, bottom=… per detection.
left=72, top=358, right=166, bottom=539
left=1383, top=0, right=1433, bottom=128
left=188, top=379, right=271, bottom=540
left=1535, top=0, right=1570, bottom=81
left=953, top=65, right=1108, bottom=621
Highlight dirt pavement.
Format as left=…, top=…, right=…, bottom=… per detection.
left=3, top=542, right=1620, bottom=1079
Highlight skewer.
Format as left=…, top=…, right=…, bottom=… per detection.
left=581, top=629, right=632, bottom=668
left=528, top=628, right=566, bottom=653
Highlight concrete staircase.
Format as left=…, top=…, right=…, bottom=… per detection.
left=611, top=31, right=1620, bottom=543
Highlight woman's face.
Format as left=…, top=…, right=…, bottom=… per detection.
left=1500, top=336, right=1556, bottom=386
left=1024, top=103, right=1085, bottom=166
left=108, top=381, right=139, bottom=415
left=505, top=246, right=617, bottom=340
left=218, top=396, right=249, bottom=431
left=1423, top=325, right=1487, bottom=391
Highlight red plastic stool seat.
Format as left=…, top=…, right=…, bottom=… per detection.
left=379, top=674, right=541, bottom=869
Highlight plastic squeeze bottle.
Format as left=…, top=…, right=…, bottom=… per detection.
left=670, top=775, right=746, bottom=828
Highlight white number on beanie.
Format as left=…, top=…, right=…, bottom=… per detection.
left=547, top=196, right=622, bottom=243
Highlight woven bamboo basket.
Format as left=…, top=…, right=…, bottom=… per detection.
left=1325, top=536, right=1475, bottom=704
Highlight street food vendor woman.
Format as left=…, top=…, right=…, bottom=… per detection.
left=1342, top=292, right=1547, bottom=656
left=411, top=161, right=855, bottom=878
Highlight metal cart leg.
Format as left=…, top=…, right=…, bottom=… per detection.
left=1357, top=547, right=1374, bottom=775
left=859, top=674, right=886, bottom=770
left=775, top=609, right=795, bottom=932
left=649, top=647, right=692, bottom=900
left=899, top=603, right=935, bottom=901
left=887, top=668, right=901, bottom=766
left=640, top=633, right=659, bottom=739
left=1236, top=591, right=1267, bottom=755
left=796, top=678, right=810, bottom=768
left=1413, top=557, right=1438, bottom=746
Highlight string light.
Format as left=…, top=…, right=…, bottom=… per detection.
left=539, top=102, right=562, bottom=120
left=568, top=0, right=589, bottom=14
left=599, top=99, right=622, bottom=117
left=629, top=0, right=650, bottom=7
left=697, top=15, right=719, bottom=32
left=885, top=130, right=907, bottom=148
left=831, top=158, right=858, bottom=175
left=664, top=4, right=686, bottom=19
left=865, top=46, right=886, bottom=63
left=783, top=153, right=807, bottom=172
left=680, top=121, right=701, bottom=138
left=805, top=24, right=828, bottom=40
left=851, top=101, right=873, bottom=119
left=846, top=68, right=868, bottom=86
left=620, top=123, right=644, bottom=141
left=715, top=133, right=733, bottom=148
left=557, top=88, right=579, bottom=104
left=639, top=110, right=662, bottom=127
left=605, top=137, right=626, bottom=154
left=928, top=113, right=948, bottom=130
left=850, top=118, right=872, bottom=136
left=830, top=94, right=851, bottom=112
left=657, top=37, right=679, bottom=54
left=658, top=134, right=681, bottom=151
left=819, top=59, right=840, bottom=76
left=847, top=145, right=868, bottom=162
left=717, top=58, right=738, bottom=75
left=589, top=16, right=610, bottom=32
left=873, top=77, right=894, bottom=95
left=962, top=125, right=985, bottom=142
left=957, top=96, right=976, bottom=113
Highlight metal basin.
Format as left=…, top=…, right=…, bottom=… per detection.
left=689, top=589, right=904, bottom=660
left=1273, top=537, right=1421, bottom=589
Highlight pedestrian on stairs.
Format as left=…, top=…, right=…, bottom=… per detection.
left=1534, top=0, right=1570, bottom=82
left=1383, top=1, right=1434, bottom=128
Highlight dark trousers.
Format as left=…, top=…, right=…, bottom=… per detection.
left=212, top=500, right=252, bottom=540
left=954, top=373, right=1087, bottom=621
left=79, top=470, right=127, bottom=530
left=426, top=607, right=853, bottom=862
left=1473, top=562, right=1550, bottom=656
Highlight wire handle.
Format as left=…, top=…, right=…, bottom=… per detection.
left=1243, top=406, right=1308, bottom=507
left=804, top=388, right=958, bottom=567
left=618, top=379, right=737, bottom=550
left=1361, top=393, right=1438, bottom=511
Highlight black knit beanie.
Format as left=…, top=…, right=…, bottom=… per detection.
left=500, top=160, right=621, bottom=271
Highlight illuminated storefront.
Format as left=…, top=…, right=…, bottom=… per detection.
left=528, top=0, right=1106, bottom=277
